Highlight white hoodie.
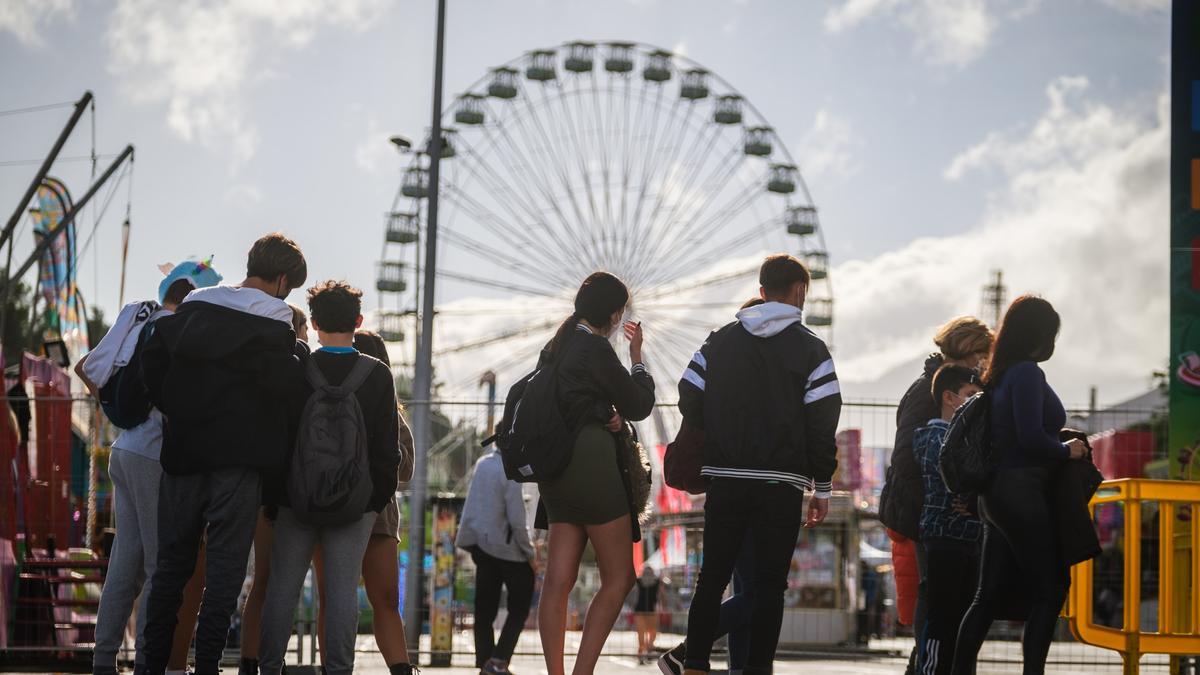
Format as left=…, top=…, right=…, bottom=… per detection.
left=735, top=301, right=805, bottom=338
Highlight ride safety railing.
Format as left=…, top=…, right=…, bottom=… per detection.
left=1067, top=479, right=1200, bottom=674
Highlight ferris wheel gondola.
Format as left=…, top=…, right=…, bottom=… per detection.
left=376, top=40, right=834, bottom=420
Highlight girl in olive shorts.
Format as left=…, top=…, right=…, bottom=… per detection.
left=536, top=272, right=656, bottom=675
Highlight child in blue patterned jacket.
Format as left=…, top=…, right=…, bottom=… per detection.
left=913, top=363, right=983, bottom=675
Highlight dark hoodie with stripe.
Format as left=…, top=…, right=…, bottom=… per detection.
left=678, top=301, right=840, bottom=497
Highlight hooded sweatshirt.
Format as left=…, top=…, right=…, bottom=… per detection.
left=678, top=301, right=840, bottom=497
left=141, top=286, right=304, bottom=475
left=880, top=353, right=944, bottom=539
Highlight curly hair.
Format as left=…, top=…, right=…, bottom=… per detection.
left=306, top=280, right=363, bottom=334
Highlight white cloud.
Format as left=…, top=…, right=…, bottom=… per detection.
left=823, top=0, right=1002, bottom=68
left=1101, top=0, right=1168, bottom=12
left=105, top=0, right=389, bottom=166
left=796, top=108, right=860, bottom=181
left=0, top=0, right=73, bottom=46
left=354, top=115, right=393, bottom=174
left=835, top=76, right=1167, bottom=404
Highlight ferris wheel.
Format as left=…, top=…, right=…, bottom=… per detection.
left=376, top=40, right=833, bottom=416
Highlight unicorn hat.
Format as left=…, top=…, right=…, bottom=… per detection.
left=157, top=256, right=223, bottom=303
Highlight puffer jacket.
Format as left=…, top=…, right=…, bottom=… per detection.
left=879, top=354, right=943, bottom=539
left=888, top=527, right=919, bottom=626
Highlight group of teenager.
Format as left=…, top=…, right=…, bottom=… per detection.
left=82, top=236, right=1088, bottom=675
left=82, top=233, right=417, bottom=675
left=881, top=298, right=1094, bottom=675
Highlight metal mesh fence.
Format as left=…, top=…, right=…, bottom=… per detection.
left=0, top=395, right=1178, bottom=672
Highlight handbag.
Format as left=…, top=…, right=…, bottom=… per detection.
left=664, top=420, right=708, bottom=494
left=616, top=423, right=653, bottom=525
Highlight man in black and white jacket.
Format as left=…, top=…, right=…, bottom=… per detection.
left=676, top=254, right=840, bottom=675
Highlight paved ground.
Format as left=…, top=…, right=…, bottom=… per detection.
left=7, top=632, right=1176, bottom=674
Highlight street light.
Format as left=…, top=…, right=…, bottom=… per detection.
left=390, top=135, right=414, bottom=152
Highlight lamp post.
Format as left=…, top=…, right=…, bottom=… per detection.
left=404, top=0, right=447, bottom=656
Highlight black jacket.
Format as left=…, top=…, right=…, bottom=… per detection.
left=142, top=295, right=304, bottom=475
left=551, top=325, right=656, bottom=433
left=678, top=303, right=840, bottom=495
left=880, top=354, right=943, bottom=539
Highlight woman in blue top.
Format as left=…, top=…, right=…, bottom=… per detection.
left=952, top=296, right=1088, bottom=675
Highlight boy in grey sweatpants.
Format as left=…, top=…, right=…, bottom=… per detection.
left=79, top=260, right=222, bottom=675
left=258, top=280, right=402, bottom=675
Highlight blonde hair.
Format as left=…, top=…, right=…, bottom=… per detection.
left=933, top=316, right=994, bottom=360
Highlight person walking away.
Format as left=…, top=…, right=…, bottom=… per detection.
left=256, top=281, right=403, bottom=675
left=913, top=365, right=983, bottom=675
left=536, top=272, right=655, bottom=675
left=457, top=443, right=536, bottom=675
left=236, top=303, right=309, bottom=675
left=633, top=566, right=663, bottom=664
left=877, top=317, right=992, bottom=672
left=80, top=259, right=222, bottom=675
left=659, top=301, right=767, bottom=675
left=677, top=254, right=840, bottom=674
left=952, top=296, right=1088, bottom=675
left=137, top=234, right=308, bottom=675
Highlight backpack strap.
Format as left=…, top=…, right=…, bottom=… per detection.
left=305, top=354, right=378, bottom=398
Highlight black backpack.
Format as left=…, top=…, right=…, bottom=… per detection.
left=489, top=349, right=574, bottom=483
left=938, top=390, right=996, bottom=493
left=98, top=314, right=159, bottom=430
left=288, top=356, right=376, bottom=526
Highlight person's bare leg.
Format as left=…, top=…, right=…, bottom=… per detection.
left=362, top=534, right=410, bottom=665
left=238, top=512, right=273, bottom=665
left=573, top=516, right=634, bottom=675
left=168, top=544, right=206, bottom=671
left=539, top=523, right=587, bottom=675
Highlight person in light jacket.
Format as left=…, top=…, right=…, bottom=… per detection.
left=457, top=448, right=537, bottom=675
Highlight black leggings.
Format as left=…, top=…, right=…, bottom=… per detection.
left=952, top=466, right=1069, bottom=675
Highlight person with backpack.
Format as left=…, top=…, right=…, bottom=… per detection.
left=677, top=254, right=839, bottom=675
left=532, top=272, right=655, bottom=675
left=951, top=296, right=1088, bottom=675
left=912, top=364, right=982, bottom=675
left=257, top=281, right=403, bottom=675
left=877, top=316, right=992, bottom=672
left=77, top=259, right=222, bottom=675
left=138, top=234, right=309, bottom=675
left=456, top=442, right=536, bottom=675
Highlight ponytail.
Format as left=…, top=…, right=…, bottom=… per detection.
left=546, top=312, right=579, bottom=360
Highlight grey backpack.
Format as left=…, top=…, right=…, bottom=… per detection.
left=288, top=356, right=376, bottom=526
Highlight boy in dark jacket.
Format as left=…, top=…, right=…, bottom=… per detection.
left=677, top=255, right=840, bottom=675
left=913, top=364, right=982, bottom=675
left=138, top=233, right=308, bottom=675
left=257, top=280, right=401, bottom=675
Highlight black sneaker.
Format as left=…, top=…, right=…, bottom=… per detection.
left=658, top=642, right=685, bottom=675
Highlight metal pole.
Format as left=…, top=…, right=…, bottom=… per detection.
left=404, top=0, right=447, bottom=657
left=0, top=91, right=94, bottom=337
left=10, top=145, right=134, bottom=283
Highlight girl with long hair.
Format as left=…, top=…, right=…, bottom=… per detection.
left=538, top=272, right=655, bottom=675
left=952, top=296, right=1088, bottom=675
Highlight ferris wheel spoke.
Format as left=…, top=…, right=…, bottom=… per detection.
left=453, top=124, right=586, bottom=265
left=617, top=75, right=651, bottom=269
left=438, top=222, right=572, bottom=288
left=433, top=317, right=562, bottom=356
left=450, top=335, right=547, bottom=390
left=617, top=84, right=671, bottom=269
left=635, top=155, right=752, bottom=286
left=440, top=182, right=566, bottom=272
left=550, top=82, right=605, bottom=261
left=513, top=80, right=600, bottom=263
left=666, top=213, right=782, bottom=274
left=476, top=106, right=599, bottom=275
left=625, top=97, right=695, bottom=275
left=643, top=182, right=767, bottom=288
left=437, top=268, right=567, bottom=299
left=638, top=263, right=759, bottom=303
left=630, top=125, right=734, bottom=284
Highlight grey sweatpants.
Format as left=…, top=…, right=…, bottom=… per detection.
left=94, top=450, right=161, bottom=669
left=258, top=508, right=375, bottom=675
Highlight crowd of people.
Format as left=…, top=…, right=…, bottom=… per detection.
left=80, top=235, right=1095, bottom=675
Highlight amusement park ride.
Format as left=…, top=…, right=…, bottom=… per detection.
left=376, top=41, right=835, bottom=411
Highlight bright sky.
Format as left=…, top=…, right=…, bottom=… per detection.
left=0, top=0, right=1171, bottom=409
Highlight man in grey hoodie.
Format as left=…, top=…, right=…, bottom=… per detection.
left=457, top=448, right=536, bottom=675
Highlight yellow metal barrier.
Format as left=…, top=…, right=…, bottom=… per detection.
left=1066, top=479, right=1200, bottom=674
